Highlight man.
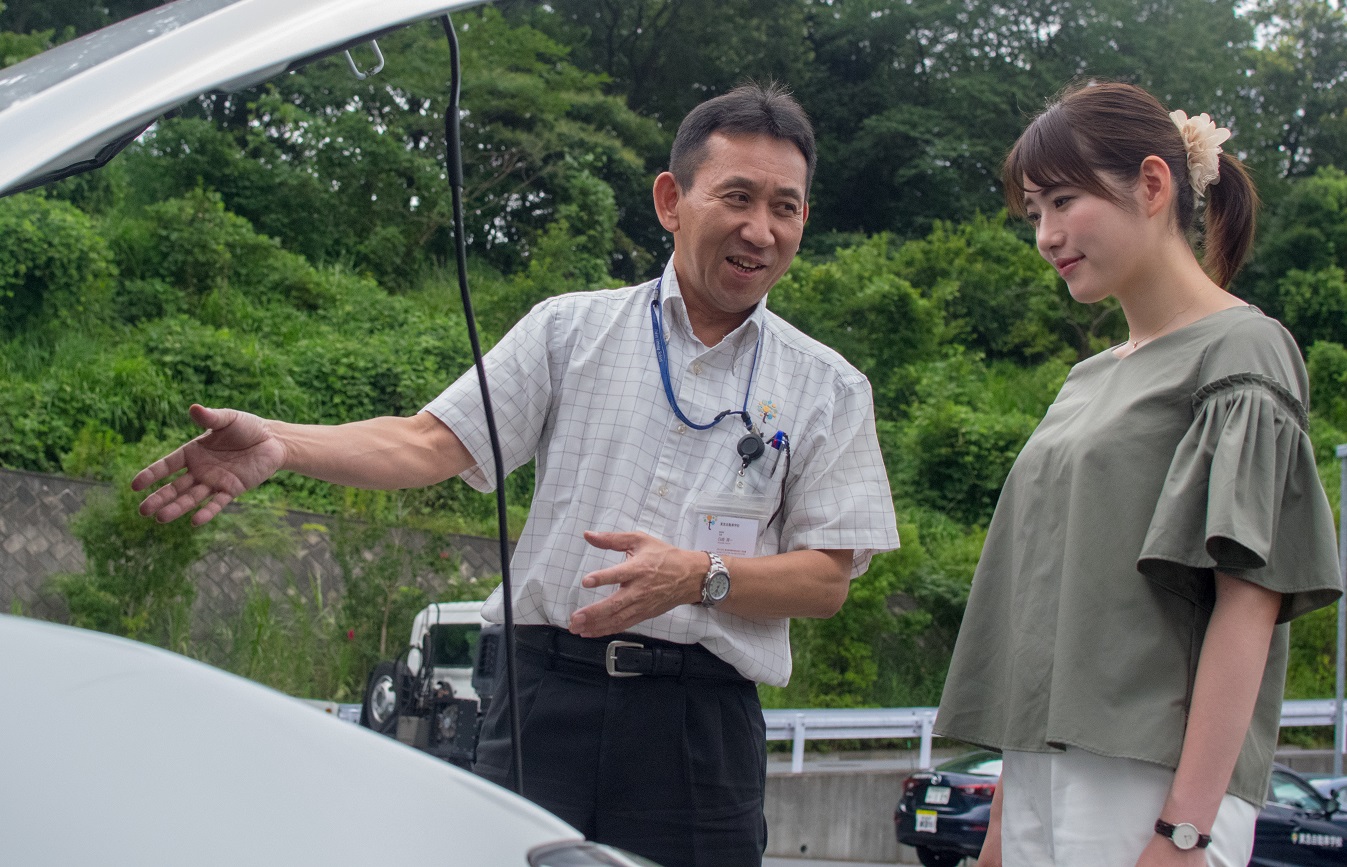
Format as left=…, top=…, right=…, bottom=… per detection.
left=135, top=82, right=899, bottom=866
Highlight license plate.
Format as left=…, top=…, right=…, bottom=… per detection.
left=915, top=810, right=938, bottom=833
left=924, top=785, right=951, bottom=805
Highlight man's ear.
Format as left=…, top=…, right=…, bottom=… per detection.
left=1138, top=155, right=1173, bottom=219
left=652, top=171, right=681, bottom=233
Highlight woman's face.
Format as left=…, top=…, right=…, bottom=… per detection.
left=1023, top=175, right=1145, bottom=305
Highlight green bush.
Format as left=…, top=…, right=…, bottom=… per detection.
left=52, top=444, right=214, bottom=650
left=0, top=193, right=115, bottom=335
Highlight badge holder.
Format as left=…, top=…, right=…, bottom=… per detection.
left=692, top=491, right=772, bottom=558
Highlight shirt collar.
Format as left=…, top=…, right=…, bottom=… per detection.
left=656, top=257, right=765, bottom=351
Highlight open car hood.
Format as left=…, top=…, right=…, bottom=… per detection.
left=0, top=0, right=486, bottom=197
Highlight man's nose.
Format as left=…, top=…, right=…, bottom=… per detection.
left=741, top=205, right=774, bottom=248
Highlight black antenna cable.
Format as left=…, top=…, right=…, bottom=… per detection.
left=440, top=12, right=524, bottom=797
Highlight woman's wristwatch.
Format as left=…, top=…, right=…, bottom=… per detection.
left=1154, top=818, right=1212, bottom=850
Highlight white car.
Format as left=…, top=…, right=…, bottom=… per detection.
left=0, top=2, right=655, bottom=864
left=0, top=613, right=653, bottom=866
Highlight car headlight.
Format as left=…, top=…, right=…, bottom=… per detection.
left=527, top=841, right=663, bottom=866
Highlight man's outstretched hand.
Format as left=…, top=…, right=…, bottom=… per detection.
left=132, top=404, right=286, bottom=526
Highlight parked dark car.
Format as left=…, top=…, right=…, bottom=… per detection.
left=894, top=750, right=1000, bottom=867
left=896, top=754, right=1347, bottom=866
left=1253, top=764, right=1347, bottom=866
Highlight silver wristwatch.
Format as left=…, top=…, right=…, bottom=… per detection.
left=1154, top=819, right=1211, bottom=850
left=701, top=552, right=731, bottom=606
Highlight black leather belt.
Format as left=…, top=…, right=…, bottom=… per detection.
left=514, top=625, right=747, bottom=681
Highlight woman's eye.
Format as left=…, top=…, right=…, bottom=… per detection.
left=1053, top=196, right=1073, bottom=208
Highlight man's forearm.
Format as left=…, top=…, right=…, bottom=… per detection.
left=272, top=412, right=472, bottom=490
left=716, top=548, right=852, bottom=619
left=569, top=533, right=853, bottom=637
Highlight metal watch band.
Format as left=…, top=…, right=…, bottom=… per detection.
left=701, top=552, right=730, bottom=606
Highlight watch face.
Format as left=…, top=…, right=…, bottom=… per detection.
left=706, top=572, right=730, bottom=601
left=1171, top=824, right=1199, bottom=849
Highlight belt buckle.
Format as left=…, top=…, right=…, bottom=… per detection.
left=605, top=640, right=644, bottom=677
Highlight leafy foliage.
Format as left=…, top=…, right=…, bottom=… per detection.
left=0, top=194, right=115, bottom=335
left=52, top=442, right=213, bottom=649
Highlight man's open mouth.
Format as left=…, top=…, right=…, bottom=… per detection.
left=727, top=256, right=765, bottom=273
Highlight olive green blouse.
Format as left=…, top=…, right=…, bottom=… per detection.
left=935, top=306, right=1342, bottom=806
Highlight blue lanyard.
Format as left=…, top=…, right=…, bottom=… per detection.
left=649, top=277, right=763, bottom=433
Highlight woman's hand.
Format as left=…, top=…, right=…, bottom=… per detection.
left=1133, top=833, right=1206, bottom=867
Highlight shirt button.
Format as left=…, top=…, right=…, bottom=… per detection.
left=692, top=363, right=704, bottom=375
left=657, top=485, right=669, bottom=497
left=675, top=424, right=687, bottom=435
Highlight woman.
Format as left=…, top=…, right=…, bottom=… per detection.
left=935, top=81, right=1343, bottom=867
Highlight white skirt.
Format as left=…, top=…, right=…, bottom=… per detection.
left=1000, top=748, right=1258, bottom=867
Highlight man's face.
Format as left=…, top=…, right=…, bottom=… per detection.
left=653, top=132, right=809, bottom=342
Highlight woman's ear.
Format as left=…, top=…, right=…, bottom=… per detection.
left=1138, top=154, right=1174, bottom=219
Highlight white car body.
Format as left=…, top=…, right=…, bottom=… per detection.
left=0, top=613, right=584, bottom=866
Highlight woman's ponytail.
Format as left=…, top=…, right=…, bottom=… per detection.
left=1201, top=151, right=1259, bottom=289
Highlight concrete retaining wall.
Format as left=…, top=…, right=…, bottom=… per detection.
left=766, top=769, right=910, bottom=863
left=0, top=467, right=506, bottom=626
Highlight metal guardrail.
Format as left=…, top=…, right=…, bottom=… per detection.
left=764, top=707, right=938, bottom=773
left=763, top=699, right=1346, bottom=774
left=314, top=698, right=1345, bottom=774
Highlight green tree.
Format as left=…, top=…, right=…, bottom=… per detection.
left=795, top=0, right=1254, bottom=240
left=769, top=234, right=946, bottom=414
left=505, top=0, right=815, bottom=126
left=890, top=213, right=1111, bottom=363
left=0, top=193, right=115, bottom=335
left=1243, top=166, right=1347, bottom=333
left=0, top=0, right=163, bottom=36
left=0, top=23, right=51, bottom=65
left=1242, top=0, right=1347, bottom=180
left=120, top=10, right=660, bottom=287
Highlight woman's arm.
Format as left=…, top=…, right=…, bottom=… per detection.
left=1135, top=570, right=1281, bottom=866
left=976, top=778, right=1003, bottom=867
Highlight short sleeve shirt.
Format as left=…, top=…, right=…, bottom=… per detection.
left=935, top=306, right=1342, bottom=806
left=423, top=259, right=900, bottom=685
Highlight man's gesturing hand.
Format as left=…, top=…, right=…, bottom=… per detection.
left=568, top=531, right=706, bottom=637
left=132, top=405, right=286, bottom=526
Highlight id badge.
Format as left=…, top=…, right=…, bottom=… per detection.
left=692, top=492, right=772, bottom=558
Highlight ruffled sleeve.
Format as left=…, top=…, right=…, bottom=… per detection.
left=1137, top=373, right=1342, bottom=623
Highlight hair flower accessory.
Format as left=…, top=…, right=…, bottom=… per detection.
left=1169, top=109, right=1231, bottom=198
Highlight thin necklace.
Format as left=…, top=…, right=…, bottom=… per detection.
left=1129, top=300, right=1195, bottom=350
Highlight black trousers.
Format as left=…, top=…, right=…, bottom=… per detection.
left=473, top=627, right=768, bottom=867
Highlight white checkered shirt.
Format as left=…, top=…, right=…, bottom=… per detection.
left=423, top=259, right=899, bottom=685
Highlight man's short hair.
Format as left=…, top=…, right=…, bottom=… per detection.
left=669, top=82, right=816, bottom=195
